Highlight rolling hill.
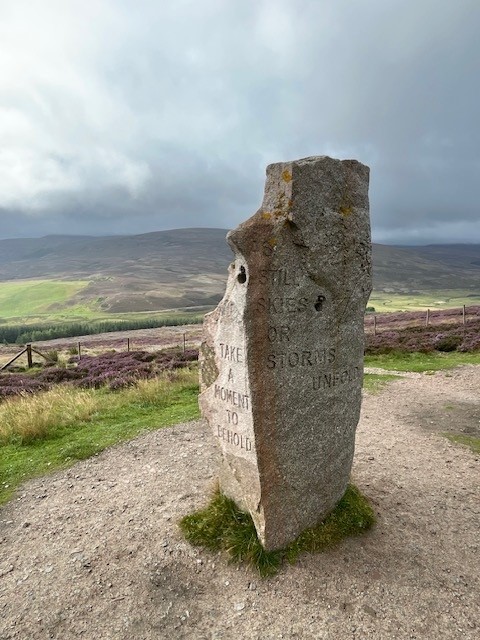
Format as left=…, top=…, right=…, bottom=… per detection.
left=0, top=229, right=479, bottom=315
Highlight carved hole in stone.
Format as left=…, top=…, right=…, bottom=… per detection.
left=237, top=266, right=247, bottom=284
left=314, top=295, right=326, bottom=311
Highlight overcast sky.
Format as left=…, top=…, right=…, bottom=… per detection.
left=1, top=0, right=479, bottom=244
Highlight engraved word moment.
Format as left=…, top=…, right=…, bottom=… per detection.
left=199, top=156, right=372, bottom=551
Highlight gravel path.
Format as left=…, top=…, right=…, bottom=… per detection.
left=1, top=367, right=479, bottom=640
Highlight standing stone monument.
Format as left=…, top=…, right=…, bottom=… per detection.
left=199, top=156, right=372, bottom=551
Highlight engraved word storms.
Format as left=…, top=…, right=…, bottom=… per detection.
left=267, top=348, right=336, bottom=369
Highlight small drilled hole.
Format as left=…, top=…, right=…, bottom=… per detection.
left=237, top=266, right=247, bottom=284
left=314, top=295, right=326, bottom=311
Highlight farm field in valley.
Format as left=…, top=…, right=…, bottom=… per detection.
left=369, top=291, right=480, bottom=312
left=0, top=279, right=207, bottom=328
left=1, top=279, right=479, bottom=329
left=1, top=231, right=479, bottom=329
left=0, top=280, right=92, bottom=320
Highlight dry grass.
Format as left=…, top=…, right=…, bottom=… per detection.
left=0, top=369, right=198, bottom=447
left=123, top=367, right=198, bottom=406
left=0, top=372, right=200, bottom=505
left=0, top=387, right=99, bottom=444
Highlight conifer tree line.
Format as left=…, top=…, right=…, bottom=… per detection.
left=0, top=316, right=203, bottom=345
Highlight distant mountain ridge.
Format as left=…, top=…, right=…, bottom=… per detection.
left=1, top=229, right=479, bottom=312
left=371, top=243, right=480, bottom=292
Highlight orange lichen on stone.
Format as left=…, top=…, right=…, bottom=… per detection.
left=340, top=205, right=352, bottom=217
left=282, top=170, right=292, bottom=182
left=266, top=192, right=292, bottom=220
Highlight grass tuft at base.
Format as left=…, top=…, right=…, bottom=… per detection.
left=179, top=484, right=375, bottom=577
left=443, top=433, right=480, bottom=455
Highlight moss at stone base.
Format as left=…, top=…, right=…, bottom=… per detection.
left=179, top=483, right=376, bottom=577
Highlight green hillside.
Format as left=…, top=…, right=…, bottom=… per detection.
left=0, top=230, right=478, bottom=324
left=0, top=280, right=91, bottom=320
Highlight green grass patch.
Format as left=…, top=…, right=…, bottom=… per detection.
left=443, top=434, right=480, bottom=455
left=180, top=484, right=375, bottom=577
left=0, top=371, right=200, bottom=505
left=368, top=291, right=480, bottom=312
left=365, top=351, right=480, bottom=373
left=0, top=280, right=90, bottom=319
left=363, top=373, right=400, bottom=393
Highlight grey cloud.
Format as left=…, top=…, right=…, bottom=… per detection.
left=0, top=0, right=479, bottom=243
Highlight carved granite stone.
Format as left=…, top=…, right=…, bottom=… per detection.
left=199, top=156, right=372, bottom=551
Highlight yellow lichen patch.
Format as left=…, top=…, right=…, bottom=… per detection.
left=340, top=205, right=353, bottom=217
left=268, top=192, right=292, bottom=219
left=268, top=237, right=277, bottom=247
left=261, top=212, right=272, bottom=220
left=282, top=170, right=292, bottom=182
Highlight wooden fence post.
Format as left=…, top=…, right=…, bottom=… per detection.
left=373, top=315, right=377, bottom=336
left=78, top=342, right=81, bottom=360
left=463, top=305, right=466, bottom=326
left=127, top=337, right=130, bottom=352
left=183, top=333, right=186, bottom=353
left=0, top=347, right=28, bottom=372
left=425, top=309, right=430, bottom=327
left=26, top=344, right=33, bottom=368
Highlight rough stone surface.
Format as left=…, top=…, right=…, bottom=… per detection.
left=199, top=156, right=372, bottom=550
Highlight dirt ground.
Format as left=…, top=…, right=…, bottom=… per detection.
left=0, top=366, right=478, bottom=640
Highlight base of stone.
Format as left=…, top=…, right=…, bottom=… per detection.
left=179, top=483, right=376, bottom=577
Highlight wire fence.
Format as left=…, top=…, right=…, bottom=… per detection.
left=0, top=332, right=195, bottom=372
left=365, top=305, right=479, bottom=335
left=1, top=306, right=479, bottom=371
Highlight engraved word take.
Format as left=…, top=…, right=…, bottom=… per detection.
left=219, top=343, right=243, bottom=362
